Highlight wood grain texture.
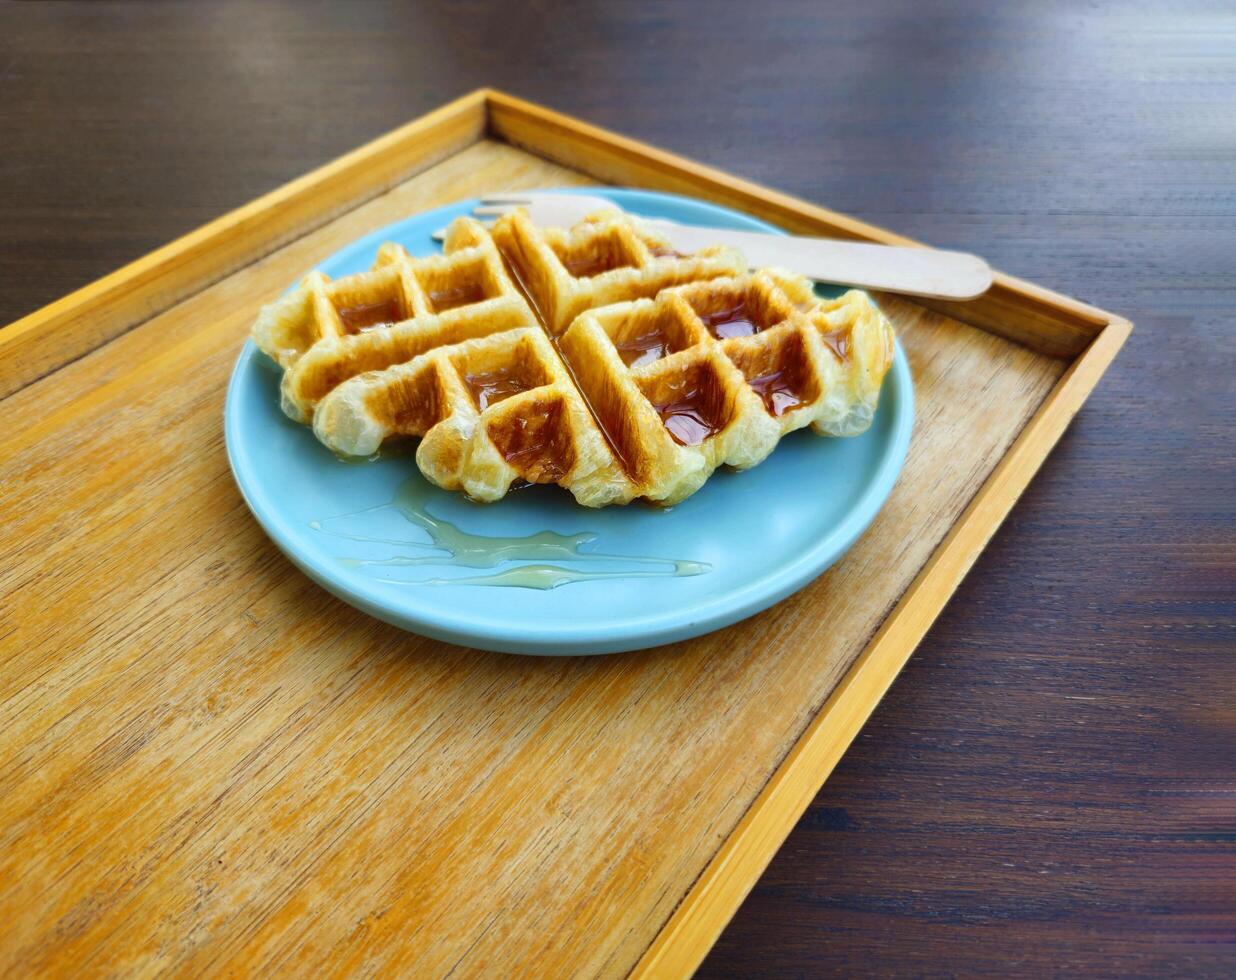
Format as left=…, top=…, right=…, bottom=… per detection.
left=1, top=2, right=1231, bottom=976
left=0, top=135, right=1067, bottom=974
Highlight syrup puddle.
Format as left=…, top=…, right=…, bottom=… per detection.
left=309, top=476, right=709, bottom=590
left=411, top=563, right=706, bottom=590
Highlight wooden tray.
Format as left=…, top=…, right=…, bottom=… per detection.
left=0, top=91, right=1128, bottom=977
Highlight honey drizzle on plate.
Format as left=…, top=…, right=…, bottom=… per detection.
left=309, top=476, right=709, bottom=590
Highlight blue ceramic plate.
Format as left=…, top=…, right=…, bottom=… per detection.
left=224, top=189, right=913, bottom=655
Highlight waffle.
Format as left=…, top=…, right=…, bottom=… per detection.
left=313, top=326, right=634, bottom=505
left=558, top=272, right=896, bottom=503
left=249, top=208, right=896, bottom=507
left=251, top=219, right=537, bottom=422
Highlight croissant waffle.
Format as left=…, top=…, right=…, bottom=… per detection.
left=249, top=209, right=895, bottom=507
left=557, top=271, right=896, bottom=503
left=251, top=218, right=539, bottom=422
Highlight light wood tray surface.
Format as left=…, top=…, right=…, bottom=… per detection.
left=0, top=92, right=1128, bottom=977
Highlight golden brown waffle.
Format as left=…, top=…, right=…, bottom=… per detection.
left=248, top=209, right=896, bottom=507
left=558, top=272, right=895, bottom=503
left=491, top=208, right=747, bottom=333
left=252, top=218, right=535, bottom=407
left=250, top=218, right=633, bottom=506
left=313, top=326, right=635, bottom=506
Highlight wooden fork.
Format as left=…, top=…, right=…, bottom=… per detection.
left=431, top=191, right=993, bottom=300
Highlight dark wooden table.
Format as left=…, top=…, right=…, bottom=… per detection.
left=3, top=1, right=1232, bottom=975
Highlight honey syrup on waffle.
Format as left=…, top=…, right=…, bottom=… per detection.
left=308, top=476, right=709, bottom=589
left=654, top=397, right=723, bottom=447
left=746, top=369, right=804, bottom=417
left=820, top=329, right=851, bottom=362
left=698, top=299, right=761, bottom=340
left=336, top=297, right=404, bottom=333
left=561, top=254, right=622, bottom=279
left=613, top=329, right=671, bottom=369
left=463, top=367, right=530, bottom=410
left=428, top=281, right=487, bottom=313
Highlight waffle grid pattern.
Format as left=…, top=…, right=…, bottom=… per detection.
left=249, top=210, right=895, bottom=507
left=559, top=270, right=895, bottom=502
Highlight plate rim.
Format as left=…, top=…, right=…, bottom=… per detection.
left=223, top=188, right=915, bottom=655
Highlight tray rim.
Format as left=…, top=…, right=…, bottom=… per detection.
left=0, top=89, right=1131, bottom=977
